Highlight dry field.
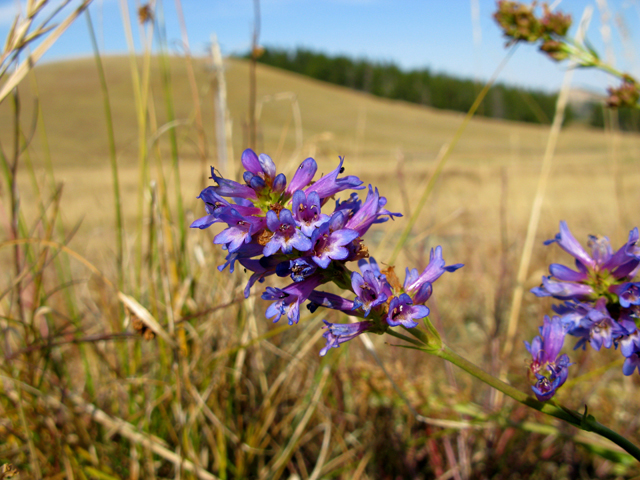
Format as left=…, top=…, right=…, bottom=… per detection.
left=2, top=55, right=640, bottom=478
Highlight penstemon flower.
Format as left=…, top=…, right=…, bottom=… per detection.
left=528, top=221, right=640, bottom=400
left=192, top=149, right=461, bottom=355
left=525, top=315, right=571, bottom=401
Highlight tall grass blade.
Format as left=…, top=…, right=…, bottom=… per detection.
left=85, top=9, right=124, bottom=289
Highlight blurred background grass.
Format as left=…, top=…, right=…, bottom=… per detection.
left=1, top=2, right=640, bottom=479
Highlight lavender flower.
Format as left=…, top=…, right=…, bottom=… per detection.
left=623, top=353, right=640, bottom=376
left=404, top=246, right=464, bottom=300
left=191, top=149, right=462, bottom=357
left=533, top=221, right=640, bottom=302
left=262, top=274, right=324, bottom=325
left=525, top=316, right=571, bottom=401
left=292, top=190, right=329, bottom=237
left=305, top=156, right=364, bottom=200
left=276, top=257, right=317, bottom=282
left=351, top=258, right=392, bottom=317
left=610, top=282, right=640, bottom=308
left=264, top=209, right=312, bottom=256
left=310, top=215, right=359, bottom=269
left=320, top=320, right=373, bottom=356
left=345, top=185, right=402, bottom=237
left=530, top=221, right=640, bottom=381
left=386, top=293, right=429, bottom=329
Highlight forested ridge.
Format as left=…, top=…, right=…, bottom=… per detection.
left=251, top=47, right=569, bottom=125
left=249, top=47, right=640, bottom=131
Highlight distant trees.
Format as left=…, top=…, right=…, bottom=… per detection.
left=251, top=47, right=572, bottom=125
left=589, top=104, right=640, bottom=132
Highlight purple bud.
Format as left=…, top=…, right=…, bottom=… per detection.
left=241, top=148, right=261, bottom=174
left=287, top=157, right=317, bottom=194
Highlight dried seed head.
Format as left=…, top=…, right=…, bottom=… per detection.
left=138, top=4, right=153, bottom=24
left=606, top=77, right=640, bottom=109
left=382, top=265, right=403, bottom=292
left=540, top=4, right=571, bottom=37
left=494, top=1, right=544, bottom=45
left=130, top=312, right=156, bottom=341
left=539, top=39, right=568, bottom=61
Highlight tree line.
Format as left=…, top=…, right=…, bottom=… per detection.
left=249, top=47, right=572, bottom=125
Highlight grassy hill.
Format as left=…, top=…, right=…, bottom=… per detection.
left=1, top=56, right=638, bottom=258
left=4, top=54, right=640, bottom=344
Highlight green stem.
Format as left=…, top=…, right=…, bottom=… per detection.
left=85, top=10, right=124, bottom=290
left=385, top=329, right=423, bottom=347
left=435, top=344, right=640, bottom=461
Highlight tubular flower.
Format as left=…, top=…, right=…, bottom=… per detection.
left=386, top=293, right=429, bottom=329
left=320, top=320, right=373, bottom=356
left=192, top=149, right=462, bottom=356
left=525, top=316, right=571, bottom=401
left=530, top=221, right=640, bottom=381
left=532, top=221, right=640, bottom=302
left=351, top=258, right=392, bottom=317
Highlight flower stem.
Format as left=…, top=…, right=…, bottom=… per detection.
left=386, top=329, right=423, bottom=347
left=435, top=344, right=640, bottom=461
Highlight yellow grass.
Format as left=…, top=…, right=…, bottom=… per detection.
left=3, top=56, right=638, bottom=247
left=3, top=54, right=640, bottom=477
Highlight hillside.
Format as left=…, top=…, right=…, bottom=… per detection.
left=0, top=55, right=638, bottom=257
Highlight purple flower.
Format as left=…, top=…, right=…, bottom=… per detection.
left=334, top=193, right=361, bottom=215
left=212, top=209, right=262, bottom=253
left=218, top=243, right=264, bottom=273
left=567, top=298, right=626, bottom=351
left=311, top=217, right=359, bottom=269
left=403, top=246, right=463, bottom=296
left=241, top=149, right=276, bottom=181
left=623, top=353, right=640, bottom=375
left=209, top=166, right=257, bottom=200
left=544, top=221, right=597, bottom=269
left=264, top=209, right=313, bottom=256
left=305, top=156, right=364, bottom=201
left=533, top=222, right=640, bottom=301
left=286, top=157, right=318, bottom=195
left=552, top=300, right=598, bottom=331
left=386, top=293, right=430, bottom=329
left=276, top=257, right=318, bottom=282
left=262, top=274, right=323, bottom=325
left=610, top=282, right=640, bottom=308
left=351, top=258, right=392, bottom=317
left=532, top=275, right=594, bottom=300
left=307, top=290, right=355, bottom=314
left=239, top=255, right=284, bottom=297
left=625, top=227, right=640, bottom=259
left=545, top=222, right=640, bottom=274
left=319, top=320, right=373, bottom=356
left=617, top=327, right=640, bottom=358
left=192, top=150, right=469, bottom=359
left=525, top=316, right=571, bottom=401
left=191, top=187, right=262, bottom=230
left=345, top=186, right=401, bottom=237
left=291, top=190, right=329, bottom=237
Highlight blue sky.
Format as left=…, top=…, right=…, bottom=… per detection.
left=2, top=0, right=640, bottom=93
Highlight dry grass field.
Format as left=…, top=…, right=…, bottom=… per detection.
left=4, top=57, right=640, bottom=278
left=2, top=53, right=640, bottom=478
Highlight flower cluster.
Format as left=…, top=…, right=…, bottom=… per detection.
left=528, top=221, right=640, bottom=400
left=493, top=1, right=572, bottom=60
left=606, top=76, right=640, bottom=109
left=192, top=149, right=462, bottom=355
